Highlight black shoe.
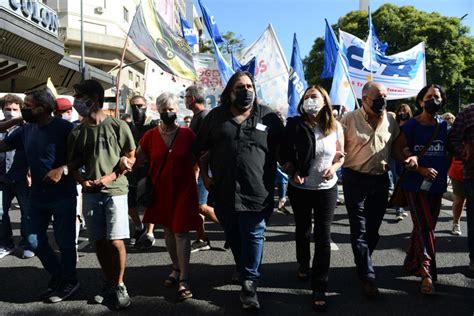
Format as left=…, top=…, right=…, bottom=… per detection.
left=361, top=278, right=379, bottom=298
left=240, top=280, right=260, bottom=310
left=93, top=282, right=115, bottom=304
left=130, top=227, right=146, bottom=246
left=115, top=284, right=131, bottom=309
left=39, top=277, right=62, bottom=300
left=135, top=233, right=155, bottom=250
left=48, top=280, right=80, bottom=303
left=223, top=240, right=230, bottom=250
left=191, top=239, right=211, bottom=253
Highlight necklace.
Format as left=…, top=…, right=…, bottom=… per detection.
left=160, top=124, right=178, bottom=135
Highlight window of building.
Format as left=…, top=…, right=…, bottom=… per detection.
left=123, top=7, right=129, bottom=23
left=128, top=70, right=133, bottom=81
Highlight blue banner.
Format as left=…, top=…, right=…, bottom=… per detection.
left=179, top=14, right=198, bottom=46
left=231, top=54, right=257, bottom=77
left=321, top=19, right=339, bottom=79
left=287, top=34, right=307, bottom=118
left=198, top=0, right=225, bottom=45
left=212, top=38, right=234, bottom=86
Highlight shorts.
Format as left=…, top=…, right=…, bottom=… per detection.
left=82, top=193, right=129, bottom=242
left=451, top=178, right=465, bottom=197
left=197, top=176, right=209, bottom=206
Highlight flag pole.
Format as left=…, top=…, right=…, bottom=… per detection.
left=115, top=35, right=129, bottom=118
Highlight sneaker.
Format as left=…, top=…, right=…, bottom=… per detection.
left=223, top=240, right=230, bottom=250
left=276, top=206, right=291, bottom=215
left=94, top=282, right=116, bottom=304
left=240, top=280, right=260, bottom=310
left=135, top=233, right=155, bottom=250
left=0, top=247, right=13, bottom=259
left=129, top=227, right=146, bottom=246
left=40, top=278, right=62, bottom=300
left=115, top=284, right=131, bottom=309
left=395, top=213, right=404, bottom=221
left=451, top=223, right=462, bottom=236
left=22, top=249, right=35, bottom=259
left=48, top=280, right=80, bottom=303
left=191, top=239, right=211, bottom=253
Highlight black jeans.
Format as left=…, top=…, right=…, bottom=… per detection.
left=342, top=168, right=389, bottom=280
left=288, top=184, right=337, bottom=292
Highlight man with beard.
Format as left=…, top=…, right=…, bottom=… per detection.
left=192, top=71, right=284, bottom=310
left=126, top=95, right=158, bottom=249
left=0, top=89, right=79, bottom=303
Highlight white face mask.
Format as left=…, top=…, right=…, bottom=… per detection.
left=62, top=113, right=73, bottom=122
left=3, top=110, right=21, bottom=120
left=302, top=97, right=324, bottom=114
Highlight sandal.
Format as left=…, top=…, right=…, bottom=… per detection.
left=312, top=291, right=327, bottom=312
left=163, top=269, right=180, bottom=287
left=420, top=277, right=435, bottom=295
left=177, top=280, right=193, bottom=301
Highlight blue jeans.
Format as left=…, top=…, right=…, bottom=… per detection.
left=214, top=203, right=272, bottom=283
left=465, top=179, right=474, bottom=262
left=29, top=197, right=77, bottom=282
left=343, top=168, right=389, bottom=280
left=0, top=181, right=34, bottom=249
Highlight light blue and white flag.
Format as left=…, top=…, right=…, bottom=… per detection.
left=212, top=38, right=234, bottom=86
left=198, top=0, right=225, bottom=44
left=362, top=8, right=388, bottom=76
left=329, top=54, right=356, bottom=111
left=287, top=33, right=307, bottom=117
left=340, top=30, right=426, bottom=100
left=179, top=14, right=198, bottom=47
left=231, top=54, right=257, bottom=77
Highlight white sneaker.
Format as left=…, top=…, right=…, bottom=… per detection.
left=22, top=249, right=35, bottom=259
left=0, top=247, right=13, bottom=259
left=451, top=224, right=462, bottom=236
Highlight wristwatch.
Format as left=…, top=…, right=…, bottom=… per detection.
left=63, top=165, right=69, bottom=176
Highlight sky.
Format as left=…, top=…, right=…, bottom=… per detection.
left=195, top=0, right=474, bottom=62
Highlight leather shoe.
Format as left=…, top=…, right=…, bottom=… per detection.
left=361, top=279, right=379, bottom=298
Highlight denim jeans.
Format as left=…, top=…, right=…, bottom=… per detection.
left=214, top=203, right=272, bottom=283
left=342, top=168, right=389, bottom=280
left=29, top=197, right=77, bottom=283
left=465, top=179, right=474, bottom=262
left=0, top=181, right=34, bottom=249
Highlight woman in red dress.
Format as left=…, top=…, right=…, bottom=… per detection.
left=136, top=92, right=200, bottom=301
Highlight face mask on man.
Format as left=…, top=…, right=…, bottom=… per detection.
left=424, top=98, right=442, bottom=115
left=3, top=110, right=21, bottom=121
left=160, top=112, right=177, bottom=125
left=62, top=113, right=73, bottom=122
left=20, top=108, right=37, bottom=123
left=232, top=90, right=254, bottom=110
left=132, top=107, right=146, bottom=126
left=303, top=97, right=324, bottom=115
left=371, top=97, right=386, bottom=114
left=73, top=98, right=91, bottom=118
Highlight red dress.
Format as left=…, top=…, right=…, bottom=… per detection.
left=140, top=127, right=200, bottom=232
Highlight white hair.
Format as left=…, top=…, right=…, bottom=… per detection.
left=156, top=92, right=178, bottom=112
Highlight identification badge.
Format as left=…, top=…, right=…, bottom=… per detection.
left=256, top=123, right=268, bottom=132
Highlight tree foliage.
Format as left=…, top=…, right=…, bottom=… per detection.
left=304, top=4, right=474, bottom=112
left=199, top=31, right=245, bottom=56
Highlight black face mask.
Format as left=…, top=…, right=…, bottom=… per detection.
left=397, top=113, right=410, bottom=121
left=424, top=98, right=442, bottom=114
left=132, top=107, right=146, bottom=126
left=233, top=90, right=254, bottom=110
left=160, top=112, right=177, bottom=125
left=21, top=108, right=37, bottom=123
left=371, top=97, right=386, bottom=114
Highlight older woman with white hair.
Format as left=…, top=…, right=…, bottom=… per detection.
left=136, top=92, right=200, bottom=301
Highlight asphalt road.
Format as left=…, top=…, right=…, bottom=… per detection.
left=0, top=187, right=473, bottom=315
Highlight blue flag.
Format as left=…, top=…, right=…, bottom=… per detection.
left=363, top=7, right=388, bottom=73
left=198, top=0, right=225, bottom=44
left=231, top=54, right=257, bottom=77
left=368, top=8, right=388, bottom=55
left=212, top=38, right=234, bottom=86
left=320, top=19, right=339, bottom=79
left=287, top=34, right=307, bottom=118
left=179, top=14, right=198, bottom=46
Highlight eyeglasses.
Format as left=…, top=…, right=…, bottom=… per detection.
left=131, top=103, right=145, bottom=107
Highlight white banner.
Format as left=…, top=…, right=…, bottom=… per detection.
left=192, top=53, right=224, bottom=109
left=339, top=30, right=426, bottom=100
left=239, top=24, right=290, bottom=114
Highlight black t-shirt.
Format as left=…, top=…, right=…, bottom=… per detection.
left=189, top=109, right=209, bottom=134
left=192, top=104, right=284, bottom=211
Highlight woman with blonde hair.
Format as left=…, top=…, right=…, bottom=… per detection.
left=280, top=85, right=344, bottom=312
